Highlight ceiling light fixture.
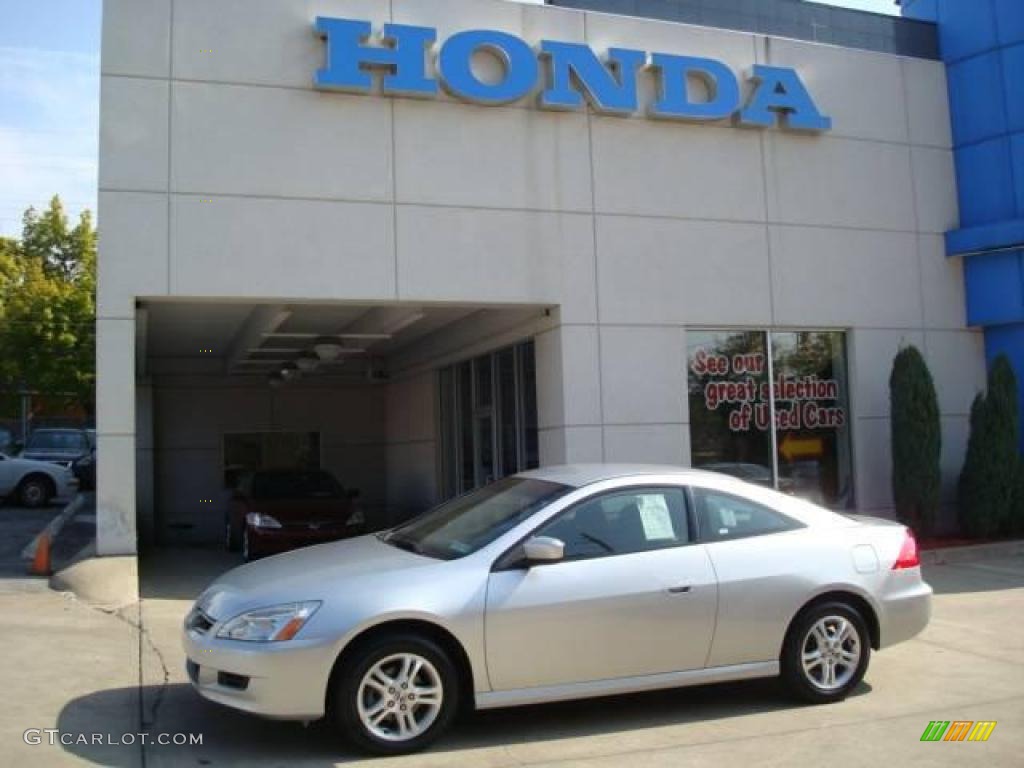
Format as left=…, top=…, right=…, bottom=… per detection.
left=295, top=352, right=320, bottom=373
left=313, top=336, right=345, bottom=361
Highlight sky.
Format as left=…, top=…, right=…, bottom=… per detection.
left=0, top=0, right=899, bottom=238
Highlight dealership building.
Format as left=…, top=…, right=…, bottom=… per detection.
left=94, top=0, right=1023, bottom=556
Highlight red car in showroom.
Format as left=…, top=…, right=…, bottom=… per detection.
left=225, top=469, right=365, bottom=560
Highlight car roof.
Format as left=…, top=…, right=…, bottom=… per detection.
left=516, top=463, right=740, bottom=489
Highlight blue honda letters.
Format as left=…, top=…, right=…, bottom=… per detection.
left=314, top=17, right=831, bottom=132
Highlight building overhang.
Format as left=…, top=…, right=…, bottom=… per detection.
left=946, top=218, right=1024, bottom=259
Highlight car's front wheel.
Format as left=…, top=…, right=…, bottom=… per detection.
left=781, top=602, right=870, bottom=704
left=18, top=475, right=52, bottom=509
left=331, top=634, right=460, bottom=755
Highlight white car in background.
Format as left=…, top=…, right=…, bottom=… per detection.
left=0, top=453, right=77, bottom=508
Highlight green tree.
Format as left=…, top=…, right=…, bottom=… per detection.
left=959, top=355, right=1019, bottom=537
left=0, top=196, right=96, bottom=414
left=889, top=345, right=941, bottom=535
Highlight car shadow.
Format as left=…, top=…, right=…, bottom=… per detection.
left=57, top=678, right=872, bottom=766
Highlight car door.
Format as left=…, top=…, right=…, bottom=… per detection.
left=689, top=484, right=810, bottom=668
left=485, top=486, right=718, bottom=691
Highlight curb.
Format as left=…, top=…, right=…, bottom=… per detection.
left=921, top=539, right=1024, bottom=566
left=20, top=495, right=85, bottom=562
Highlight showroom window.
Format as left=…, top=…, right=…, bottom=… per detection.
left=687, top=330, right=853, bottom=509
left=439, top=341, right=538, bottom=498
left=222, top=432, right=320, bottom=487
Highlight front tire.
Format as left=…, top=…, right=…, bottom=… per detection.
left=781, top=602, right=870, bottom=704
left=330, top=634, right=460, bottom=755
left=18, top=476, right=52, bottom=508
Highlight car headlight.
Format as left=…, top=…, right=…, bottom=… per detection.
left=346, top=509, right=365, bottom=526
left=216, top=601, right=321, bottom=642
left=246, top=512, right=282, bottom=529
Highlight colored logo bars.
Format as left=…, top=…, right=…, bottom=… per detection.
left=920, top=721, right=997, bottom=742
left=313, top=18, right=831, bottom=133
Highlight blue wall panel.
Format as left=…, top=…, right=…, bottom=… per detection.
left=1004, top=43, right=1024, bottom=134
left=947, top=51, right=1007, bottom=146
left=901, top=0, right=937, bottom=23
left=964, top=250, right=1024, bottom=328
left=1013, top=133, right=1024, bottom=216
left=994, top=0, right=1024, bottom=46
left=938, top=0, right=997, bottom=62
left=955, top=138, right=1016, bottom=226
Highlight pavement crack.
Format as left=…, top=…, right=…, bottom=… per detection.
left=83, top=597, right=171, bottom=731
left=120, top=601, right=171, bottom=731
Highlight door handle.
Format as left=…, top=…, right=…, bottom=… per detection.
left=667, top=585, right=692, bottom=594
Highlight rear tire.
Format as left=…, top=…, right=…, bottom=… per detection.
left=781, top=601, right=870, bottom=704
left=18, top=476, right=52, bottom=509
left=330, top=633, right=460, bottom=755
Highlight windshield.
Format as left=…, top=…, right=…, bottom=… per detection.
left=251, top=471, right=343, bottom=500
left=26, top=431, right=89, bottom=452
left=383, top=477, right=572, bottom=560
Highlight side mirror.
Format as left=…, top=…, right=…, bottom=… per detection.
left=523, top=536, right=565, bottom=564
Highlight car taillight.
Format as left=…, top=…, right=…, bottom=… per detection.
left=892, top=530, right=920, bottom=569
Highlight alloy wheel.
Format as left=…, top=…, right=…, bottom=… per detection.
left=356, top=653, right=444, bottom=742
left=801, top=615, right=861, bottom=691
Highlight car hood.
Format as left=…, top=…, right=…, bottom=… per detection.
left=22, top=450, right=83, bottom=462
left=5, top=456, right=68, bottom=474
left=199, top=534, right=437, bottom=619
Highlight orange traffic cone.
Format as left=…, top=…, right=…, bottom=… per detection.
left=29, top=532, right=52, bottom=576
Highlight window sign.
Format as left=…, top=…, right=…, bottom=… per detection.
left=687, top=330, right=853, bottom=509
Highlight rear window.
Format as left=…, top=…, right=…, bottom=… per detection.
left=26, top=431, right=89, bottom=452
left=251, top=471, right=343, bottom=500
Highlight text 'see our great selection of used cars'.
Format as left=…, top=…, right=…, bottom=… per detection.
left=183, top=464, right=932, bottom=755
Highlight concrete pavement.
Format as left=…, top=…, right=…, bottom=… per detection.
left=1, top=552, right=1021, bottom=766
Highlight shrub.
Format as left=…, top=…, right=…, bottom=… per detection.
left=959, top=355, right=1019, bottom=537
left=889, top=345, right=941, bottom=535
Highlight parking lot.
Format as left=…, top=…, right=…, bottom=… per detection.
left=0, top=550, right=1018, bottom=767
left=0, top=495, right=95, bottom=580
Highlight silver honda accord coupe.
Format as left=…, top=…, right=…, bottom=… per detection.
left=183, top=464, right=931, bottom=754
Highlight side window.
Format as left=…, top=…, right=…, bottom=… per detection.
left=537, top=487, right=689, bottom=560
left=691, top=487, right=799, bottom=542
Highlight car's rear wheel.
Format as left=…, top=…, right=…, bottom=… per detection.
left=18, top=476, right=52, bottom=509
left=331, top=634, right=459, bottom=755
left=781, top=601, right=870, bottom=704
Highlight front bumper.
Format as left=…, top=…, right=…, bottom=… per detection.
left=182, top=624, right=338, bottom=720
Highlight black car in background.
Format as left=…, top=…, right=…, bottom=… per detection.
left=21, top=428, right=92, bottom=468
